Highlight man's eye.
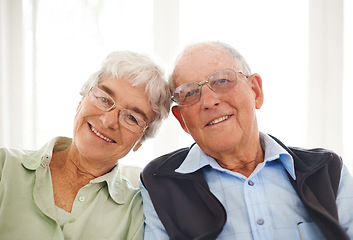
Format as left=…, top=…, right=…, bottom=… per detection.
left=185, top=89, right=198, bottom=98
left=211, top=79, right=233, bottom=89
left=215, top=78, right=230, bottom=84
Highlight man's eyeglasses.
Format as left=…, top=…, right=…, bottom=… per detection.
left=88, top=86, right=148, bottom=133
left=171, top=68, right=248, bottom=106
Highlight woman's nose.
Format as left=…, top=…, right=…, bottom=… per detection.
left=100, top=109, right=120, bottom=130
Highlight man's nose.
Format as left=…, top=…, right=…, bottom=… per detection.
left=200, top=85, right=221, bottom=110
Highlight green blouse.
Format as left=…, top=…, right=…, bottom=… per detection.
left=0, top=137, right=143, bottom=240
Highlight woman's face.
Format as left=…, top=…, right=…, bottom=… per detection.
left=72, top=75, right=155, bottom=166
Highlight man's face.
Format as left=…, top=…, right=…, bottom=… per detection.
left=172, top=45, right=264, bottom=160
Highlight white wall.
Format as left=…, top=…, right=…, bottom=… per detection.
left=0, top=0, right=351, bottom=170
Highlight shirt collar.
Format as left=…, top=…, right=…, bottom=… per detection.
left=260, top=132, right=296, bottom=179
left=90, top=164, right=127, bottom=205
left=22, top=137, right=127, bottom=204
left=22, top=137, right=72, bottom=170
left=176, top=132, right=296, bottom=180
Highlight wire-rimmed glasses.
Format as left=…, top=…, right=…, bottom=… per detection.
left=171, top=68, right=248, bottom=106
left=88, top=86, right=148, bottom=133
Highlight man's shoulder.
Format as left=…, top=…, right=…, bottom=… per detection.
left=289, top=146, right=340, bottom=158
left=143, top=146, right=192, bottom=175
left=288, top=146, right=342, bottom=165
left=269, top=134, right=342, bottom=168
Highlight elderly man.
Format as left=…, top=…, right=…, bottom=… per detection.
left=140, top=41, right=353, bottom=240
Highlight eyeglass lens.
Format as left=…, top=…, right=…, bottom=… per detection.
left=119, top=109, right=147, bottom=133
left=89, top=87, right=116, bottom=111
left=89, top=87, right=147, bottom=133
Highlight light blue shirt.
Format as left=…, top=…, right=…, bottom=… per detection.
left=140, top=133, right=353, bottom=240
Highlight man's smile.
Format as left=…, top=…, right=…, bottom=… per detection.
left=206, top=115, right=232, bottom=126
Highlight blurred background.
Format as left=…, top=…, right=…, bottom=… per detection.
left=1, top=0, right=352, bottom=170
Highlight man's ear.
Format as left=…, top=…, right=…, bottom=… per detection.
left=172, top=106, right=190, bottom=134
left=249, top=73, right=264, bottom=109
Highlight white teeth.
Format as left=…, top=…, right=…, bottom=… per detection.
left=208, top=115, right=231, bottom=126
left=90, top=126, right=114, bottom=143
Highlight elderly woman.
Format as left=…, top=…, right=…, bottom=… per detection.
left=0, top=51, right=171, bottom=239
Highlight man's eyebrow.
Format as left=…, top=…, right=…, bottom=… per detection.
left=98, top=84, right=149, bottom=121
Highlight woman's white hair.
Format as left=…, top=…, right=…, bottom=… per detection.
left=80, top=50, right=171, bottom=143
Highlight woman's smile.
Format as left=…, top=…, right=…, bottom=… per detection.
left=89, top=123, right=115, bottom=143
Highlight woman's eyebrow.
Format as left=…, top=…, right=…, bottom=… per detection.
left=99, top=84, right=115, bottom=98
left=130, top=107, right=149, bottom=121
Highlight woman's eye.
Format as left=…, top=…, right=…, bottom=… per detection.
left=127, top=114, right=138, bottom=124
left=98, top=97, right=111, bottom=105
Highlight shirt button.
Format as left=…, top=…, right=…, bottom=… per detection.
left=257, top=218, right=265, bottom=225
left=78, top=196, right=85, bottom=202
left=41, top=155, right=51, bottom=168
left=248, top=180, right=255, bottom=186
left=69, top=218, right=76, bottom=223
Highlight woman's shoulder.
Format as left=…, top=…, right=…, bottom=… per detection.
left=0, top=147, right=35, bottom=163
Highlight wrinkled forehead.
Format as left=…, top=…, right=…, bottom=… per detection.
left=173, top=44, right=238, bottom=87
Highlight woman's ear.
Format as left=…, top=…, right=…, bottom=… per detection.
left=248, top=73, right=264, bottom=109
left=133, top=140, right=143, bottom=152
left=76, top=100, right=83, bottom=113
left=76, top=101, right=82, bottom=111
left=172, top=106, right=190, bottom=134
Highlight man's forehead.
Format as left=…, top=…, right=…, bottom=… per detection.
left=173, top=46, right=237, bottom=85
left=179, top=44, right=224, bottom=61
